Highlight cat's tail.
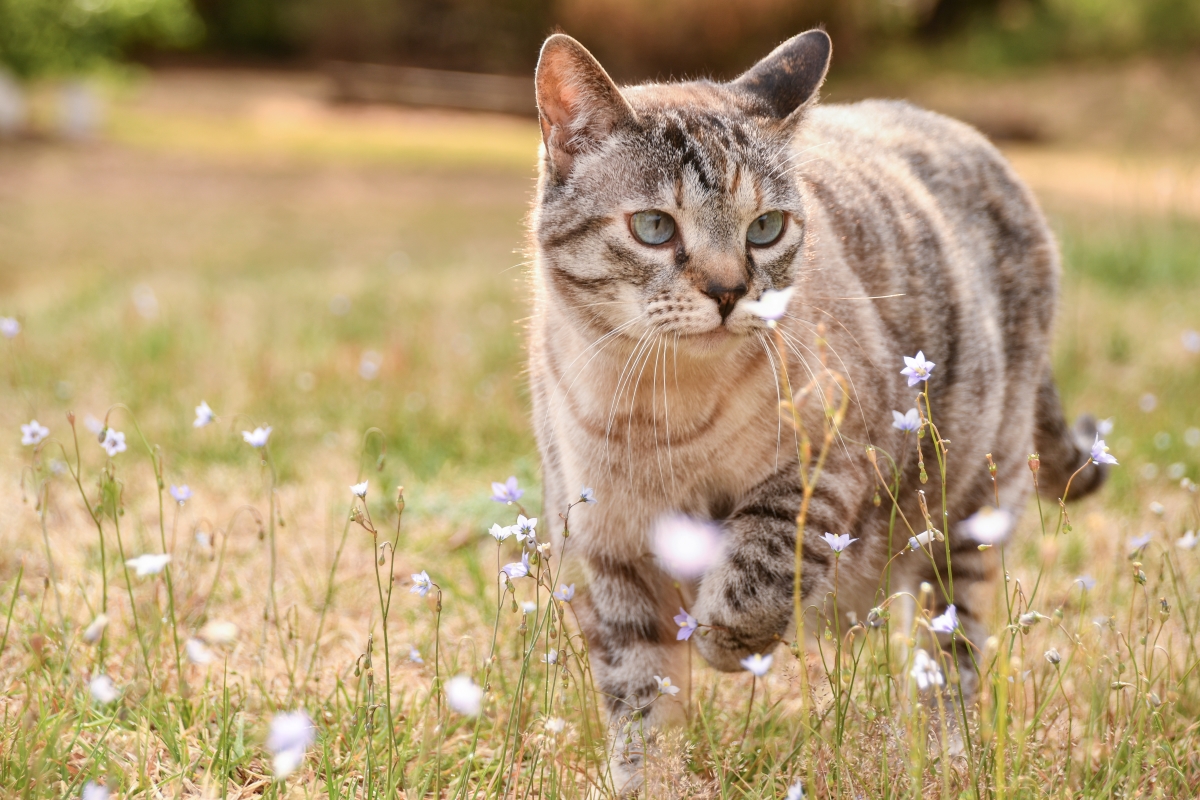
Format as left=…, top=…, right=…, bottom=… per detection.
left=1033, top=372, right=1107, bottom=501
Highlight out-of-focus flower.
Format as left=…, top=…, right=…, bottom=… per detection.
left=1018, top=611, right=1044, bottom=627
left=960, top=507, right=1014, bottom=545
left=908, top=528, right=942, bottom=550
left=359, top=350, right=381, bottom=381
left=1177, top=531, right=1198, bottom=550
left=21, top=420, right=49, bottom=446
left=741, top=653, right=773, bottom=676
left=268, top=711, right=315, bottom=779
left=1149, top=501, right=1165, bottom=516
left=900, top=351, right=935, bottom=386
left=579, top=486, right=597, bottom=504
left=488, top=523, right=513, bottom=541
left=350, top=481, right=368, bottom=498
left=654, top=675, right=681, bottom=696
left=1096, top=417, right=1114, bottom=436
left=910, top=649, right=943, bottom=691
left=408, top=646, right=423, bottom=664
left=0, top=317, right=20, bottom=338
left=82, top=614, right=109, bottom=644
left=1129, top=532, right=1153, bottom=553
left=198, top=620, right=239, bottom=645
left=742, top=286, right=795, bottom=322
left=194, top=401, right=215, bottom=428
left=542, top=649, right=558, bottom=664
left=512, top=515, right=537, bottom=542
left=125, top=553, right=171, bottom=577
left=653, top=514, right=722, bottom=580
left=169, top=485, right=192, bottom=505
left=930, top=605, right=958, bottom=634
left=82, top=781, right=109, bottom=800
left=445, top=675, right=483, bottom=716
left=243, top=426, right=272, bottom=448
left=186, top=638, right=214, bottom=665
left=554, top=584, right=575, bottom=602
left=1074, top=575, right=1096, bottom=591
left=84, top=415, right=104, bottom=435
left=89, top=674, right=118, bottom=704
left=786, top=782, right=805, bottom=800
left=892, top=408, right=920, bottom=432
left=545, top=717, right=566, bottom=733
left=410, top=570, right=433, bottom=597
left=501, top=552, right=531, bottom=580
left=1140, top=393, right=1157, bottom=412
left=822, top=532, right=857, bottom=553
left=674, top=608, right=698, bottom=641
left=521, top=601, right=538, bottom=614
left=1044, top=648, right=1062, bottom=665
left=491, top=476, right=524, bottom=503
left=100, top=429, right=126, bottom=457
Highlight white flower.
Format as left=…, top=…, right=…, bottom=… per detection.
left=521, top=601, right=538, bottom=614
left=268, top=710, right=315, bottom=779
left=786, top=782, right=805, bottom=800
left=186, top=638, right=214, bottom=665
left=169, top=484, right=192, bottom=505
left=82, top=614, right=109, bottom=644
left=84, top=415, right=104, bottom=435
left=82, top=781, right=109, bottom=800
left=892, top=408, right=921, bottom=432
left=350, top=481, right=368, bottom=498
left=554, top=584, right=575, bottom=602
left=822, top=532, right=857, bottom=553
left=910, top=649, right=943, bottom=691
left=1096, top=417, right=1114, bottom=436
left=408, top=645, right=423, bottom=664
left=1178, top=531, right=1198, bottom=550
left=89, top=674, right=118, bottom=704
left=579, top=486, right=597, bottom=504
left=198, top=620, right=239, bottom=645
left=960, top=507, right=1014, bottom=545
left=742, top=286, right=795, bottom=322
left=445, top=675, right=484, bottom=716
left=1090, top=435, right=1118, bottom=466
left=1044, top=647, right=1062, bottom=665
left=488, top=523, right=513, bottom=542
left=545, top=717, right=566, bottom=733
left=542, top=649, right=558, bottom=664
left=654, top=675, right=681, bottom=696
left=194, top=400, right=215, bottom=428
left=0, top=316, right=20, bottom=338
left=907, top=528, right=943, bottom=550
left=929, top=605, right=958, bottom=634
left=410, top=570, right=433, bottom=597
left=653, top=514, right=723, bottom=580
left=100, top=429, right=126, bottom=457
left=125, top=553, right=171, bottom=577
left=900, top=351, right=936, bottom=386
left=740, top=653, right=773, bottom=676
left=21, top=420, right=49, bottom=446
left=243, top=426, right=272, bottom=448
left=512, top=515, right=537, bottom=542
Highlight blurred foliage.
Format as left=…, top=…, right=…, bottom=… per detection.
left=0, top=0, right=202, bottom=79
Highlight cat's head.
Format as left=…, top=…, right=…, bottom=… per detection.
left=532, top=30, right=831, bottom=350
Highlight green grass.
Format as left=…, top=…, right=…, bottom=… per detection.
left=2, top=72, right=1200, bottom=798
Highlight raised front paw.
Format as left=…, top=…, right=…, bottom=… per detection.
left=691, top=566, right=790, bottom=672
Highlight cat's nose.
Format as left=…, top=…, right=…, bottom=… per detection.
left=704, top=281, right=748, bottom=322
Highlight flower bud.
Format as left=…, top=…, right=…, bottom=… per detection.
left=1044, top=648, right=1061, bottom=665
left=1027, top=453, right=1040, bottom=473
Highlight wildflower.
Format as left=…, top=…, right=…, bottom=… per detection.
left=98, top=428, right=126, bottom=457
left=822, top=532, right=857, bottom=553
left=554, top=583, right=575, bottom=602
left=930, top=605, right=958, bottom=635
left=21, top=420, right=49, bottom=446
left=579, top=486, right=597, bottom=504
left=1178, top=531, right=1198, bottom=550
left=654, top=675, right=681, bottom=696
left=82, top=782, right=109, bottom=800
left=84, top=415, right=104, bottom=435
left=786, top=782, right=805, bottom=800
left=521, top=601, right=538, bottom=614
left=82, top=614, right=109, bottom=644
left=0, top=316, right=19, bottom=338
left=545, top=717, right=566, bottom=733
left=408, top=646, right=423, bottom=664
left=512, top=515, right=538, bottom=542
left=1018, top=611, right=1044, bottom=627
left=488, top=522, right=513, bottom=541
left=1096, top=417, right=1114, bottom=436
left=674, top=608, right=699, bottom=641
left=243, top=426, right=272, bottom=448
left=359, top=350, right=381, bottom=380
left=1149, top=501, right=1165, bottom=516
left=900, top=351, right=936, bottom=386
left=960, top=507, right=1014, bottom=545
left=741, top=653, right=773, bottom=676
left=1185, top=330, right=1200, bottom=353
left=198, top=620, right=239, bottom=645
left=1074, top=575, right=1096, bottom=591
left=1044, top=648, right=1062, bottom=665
left=268, top=711, right=315, bottom=779
left=89, top=674, right=118, bottom=704
left=910, top=649, right=943, bottom=691
left=410, top=570, right=433, bottom=597
left=186, top=638, right=214, bottom=665
left=125, top=553, right=171, bottom=577
left=445, top=675, right=484, bottom=716
left=500, top=552, right=531, bottom=580
left=543, top=649, right=558, bottom=664
left=536, top=540, right=551, bottom=556
left=169, top=484, right=192, bottom=505
left=194, top=401, right=215, bottom=428
left=907, top=528, right=942, bottom=550
left=892, top=408, right=920, bottom=432
left=350, top=480, right=368, bottom=498
left=1129, top=532, right=1153, bottom=553
left=742, top=286, right=795, bottom=322
left=491, top=476, right=524, bottom=503
left=653, top=514, right=723, bottom=580
left=1090, top=435, right=1118, bottom=466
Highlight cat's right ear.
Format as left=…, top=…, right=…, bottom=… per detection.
left=535, top=34, right=635, bottom=180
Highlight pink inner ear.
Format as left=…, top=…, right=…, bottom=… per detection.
left=540, top=56, right=583, bottom=131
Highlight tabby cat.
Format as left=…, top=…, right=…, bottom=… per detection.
left=527, top=28, right=1103, bottom=791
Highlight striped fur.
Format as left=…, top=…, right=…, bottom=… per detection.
left=527, top=30, right=1103, bottom=790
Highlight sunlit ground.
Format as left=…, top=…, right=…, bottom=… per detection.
left=2, top=65, right=1199, bottom=797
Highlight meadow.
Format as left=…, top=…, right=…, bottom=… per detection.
left=2, top=64, right=1200, bottom=798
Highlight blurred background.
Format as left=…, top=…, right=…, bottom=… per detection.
left=2, top=0, right=1200, bottom=518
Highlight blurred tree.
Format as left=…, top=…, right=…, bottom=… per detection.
left=0, top=0, right=202, bottom=79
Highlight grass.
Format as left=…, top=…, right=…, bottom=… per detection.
left=2, top=69, right=1200, bottom=798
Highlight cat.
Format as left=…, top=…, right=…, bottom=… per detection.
left=527, top=28, right=1104, bottom=792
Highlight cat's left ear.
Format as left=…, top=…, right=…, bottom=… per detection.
left=731, top=29, right=832, bottom=122
left=536, top=34, right=636, bottom=180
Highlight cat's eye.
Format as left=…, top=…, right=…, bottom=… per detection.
left=630, top=211, right=676, bottom=246
left=746, top=211, right=785, bottom=246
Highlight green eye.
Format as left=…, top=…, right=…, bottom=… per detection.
left=630, top=211, right=676, bottom=246
left=747, top=211, right=785, bottom=246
